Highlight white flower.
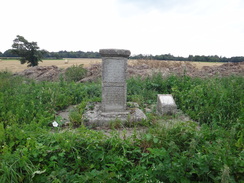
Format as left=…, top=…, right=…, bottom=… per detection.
left=52, top=121, right=59, bottom=127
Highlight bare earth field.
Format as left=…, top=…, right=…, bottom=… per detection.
left=0, top=58, right=102, bottom=73
left=0, top=58, right=224, bottom=73
left=0, top=58, right=243, bottom=81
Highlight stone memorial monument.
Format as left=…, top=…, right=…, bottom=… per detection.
left=83, top=49, right=146, bottom=126
left=100, top=49, right=130, bottom=112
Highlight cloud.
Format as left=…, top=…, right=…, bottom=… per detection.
left=114, top=0, right=244, bottom=57
left=117, top=0, right=192, bottom=11
left=0, top=0, right=243, bottom=57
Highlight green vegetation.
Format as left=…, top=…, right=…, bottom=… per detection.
left=11, top=35, right=47, bottom=67
left=64, top=64, right=87, bottom=82
left=131, top=54, right=244, bottom=62
left=0, top=71, right=243, bottom=182
left=1, top=48, right=244, bottom=62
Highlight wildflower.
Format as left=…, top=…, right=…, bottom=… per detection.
left=52, top=121, right=59, bottom=127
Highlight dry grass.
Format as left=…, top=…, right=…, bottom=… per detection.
left=0, top=58, right=224, bottom=73
left=189, top=61, right=225, bottom=69
left=0, top=58, right=101, bottom=73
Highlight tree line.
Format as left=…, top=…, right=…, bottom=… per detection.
left=1, top=35, right=244, bottom=64
left=130, top=53, right=244, bottom=62
left=0, top=49, right=100, bottom=59
left=1, top=49, right=244, bottom=62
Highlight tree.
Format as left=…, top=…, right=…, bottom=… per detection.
left=3, top=49, right=18, bottom=57
left=11, top=35, right=46, bottom=67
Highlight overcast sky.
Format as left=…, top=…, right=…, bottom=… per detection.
left=1, top=0, right=243, bottom=57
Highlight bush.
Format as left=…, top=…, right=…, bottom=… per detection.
left=64, top=64, right=87, bottom=82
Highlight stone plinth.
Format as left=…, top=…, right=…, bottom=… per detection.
left=83, top=103, right=147, bottom=126
left=100, top=49, right=130, bottom=112
left=157, top=94, right=177, bottom=115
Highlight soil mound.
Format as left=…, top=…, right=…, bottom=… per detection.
left=81, top=61, right=243, bottom=82
left=15, top=65, right=62, bottom=81
left=198, top=62, right=244, bottom=77
left=14, top=61, right=243, bottom=82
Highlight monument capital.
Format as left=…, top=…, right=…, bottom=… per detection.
left=99, top=49, right=131, bottom=58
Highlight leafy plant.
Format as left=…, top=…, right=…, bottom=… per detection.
left=64, top=64, right=87, bottom=82
left=0, top=71, right=243, bottom=182
left=69, top=108, right=82, bottom=127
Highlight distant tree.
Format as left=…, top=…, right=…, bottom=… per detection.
left=230, top=56, right=244, bottom=62
left=0, top=51, right=2, bottom=57
left=11, top=35, right=46, bottom=67
left=188, top=55, right=193, bottom=61
left=2, top=49, right=18, bottom=57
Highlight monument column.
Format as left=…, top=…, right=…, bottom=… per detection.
left=83, top=49, right=146, bottom=125
left=99, top=49, right=131, bottom=112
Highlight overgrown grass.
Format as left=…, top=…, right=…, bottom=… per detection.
left=128, top=73, right=243, bottom=127
left=0, top=72, right=101, bottom=127
left=0, top=71, right=243, bottom=182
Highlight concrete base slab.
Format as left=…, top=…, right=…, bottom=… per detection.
left=83, top=102, right=147, bottom=126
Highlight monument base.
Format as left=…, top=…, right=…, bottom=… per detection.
left=83, top=102, right=147, bottom=126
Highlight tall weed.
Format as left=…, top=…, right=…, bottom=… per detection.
left=128, top=74, right=243, bottom=127
left=0, top=71, right=243, bottom=182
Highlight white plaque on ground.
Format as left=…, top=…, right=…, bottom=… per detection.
left=157, top=94, right=177, bottom=115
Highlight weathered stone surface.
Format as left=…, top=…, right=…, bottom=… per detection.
left=84, top=49, right=146, bottom=125
left=83, top=103, right=146, bottom=126
left=100, top=49, right=130, bottom=113
left=99, top=49, right=131, bottom=58
left=102, top=85, right=126, bottom=112
left=102, top=57, right=127, bottom=83
left=130, top=108, right=147, bottom=122
left=157, top=94, right=177, bottom=115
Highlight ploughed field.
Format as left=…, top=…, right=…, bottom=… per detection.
left=0, top=58, right=225, bottom=73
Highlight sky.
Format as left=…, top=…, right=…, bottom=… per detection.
left=1, top=0, right=244, bottom=57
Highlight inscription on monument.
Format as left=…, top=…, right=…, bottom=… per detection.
left=100, top=49, right=130, bottom=112
left=102, top=86, right=125, bottom=112
left=103, top=58, right=126, bottom=83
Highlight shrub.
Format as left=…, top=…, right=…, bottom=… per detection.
left=64, top=64, right=87, bottom=82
